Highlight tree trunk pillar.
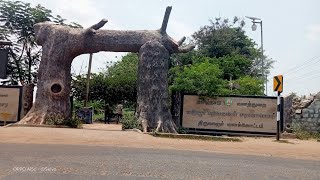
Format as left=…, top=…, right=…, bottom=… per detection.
left=22, top=83, right=35, bottom=116
left=18, top=43, right=73, bottom=124
left=171, top=91, right=182, bottom=127
left=136, top=41, right=176, bottom=133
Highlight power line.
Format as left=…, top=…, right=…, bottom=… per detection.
left=283, top=55, right=319, bottom=74
left=283, top=56, right=320, bottom=76
left=307, top=75, right=320, bottom=81
left=285, top=69, right=320, bottom=81
left=285, top=71, right=320, bottom=82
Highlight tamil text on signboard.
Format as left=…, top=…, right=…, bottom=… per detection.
left=182, top=95, right=277, bottom=134
left=0, top=86, right=22, bottom=122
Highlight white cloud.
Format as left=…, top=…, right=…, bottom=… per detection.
left=306, top=24, right=320, bottom=41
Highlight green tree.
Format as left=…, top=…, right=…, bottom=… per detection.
left=71, top=53, right=138, bottom=107
left=170, top=17, right=273, bottom=96
left=192, top=17, right=258, bottom=60
left=192, top=17, right=274, bottom=76
left=105, top=53, right=138, bottom=105
left=170, top=61, right=228, bottom=96
left=170, top=61, right=264, bottom=96
left=232, top=76, right=264, bottom=95
left=190, top=55, right=252, bottom=80
left=0, top=0, right=81, bottom=84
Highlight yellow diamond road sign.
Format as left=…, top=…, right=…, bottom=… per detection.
left=273, top=75, right=283, bottom=93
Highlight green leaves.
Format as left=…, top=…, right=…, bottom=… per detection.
left=191, top=17, right=273, bottom=78
left=232, top=76, right=264, bottom=95
left=170, top=61, right=264, bottom=96
left=170, top=61, right=227, bottom=96
left=0, top=0, right=81, bottom=84
left=72, top=53, right=138, bottom=106
left=169, top=17, right=272, bottom=96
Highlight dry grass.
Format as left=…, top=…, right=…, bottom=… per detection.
left=152, top=133, right=242, bottom=142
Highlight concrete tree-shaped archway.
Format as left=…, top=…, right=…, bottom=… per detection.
left=18, top=7, right=194, bottom=132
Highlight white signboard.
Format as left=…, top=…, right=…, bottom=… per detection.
left=0, top=86, right=22, bottom=122
left=182, top=95, right=277, bottom=133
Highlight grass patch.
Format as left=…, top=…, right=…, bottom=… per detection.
left=93, top=113, right=104, bottom=121
left=152, top=133, right=242, bottom=142
left=45, top=114, right=83, bottom=128
left=292, top=124, right=320, bottom=140
left=273, top=140, right=294, bottom=144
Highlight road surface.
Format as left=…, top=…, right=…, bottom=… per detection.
left=0, top=143, right=319, bottom=180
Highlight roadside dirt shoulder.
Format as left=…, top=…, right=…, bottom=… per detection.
left=1, top=126, right=319, bottom=160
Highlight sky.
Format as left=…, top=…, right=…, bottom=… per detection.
left=22, top=0, right=320, bottom=96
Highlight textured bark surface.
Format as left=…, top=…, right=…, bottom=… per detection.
left=171, top=91, right=182, bottom=127
left=18, top=6, right=194, bottom=127
left=22, top=83, right=34, bottom=116
left=136, top=41, right=177, bottom=133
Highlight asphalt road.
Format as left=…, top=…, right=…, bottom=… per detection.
left=0, top=143, right=319, bottom=180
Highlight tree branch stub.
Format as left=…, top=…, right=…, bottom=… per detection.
left=177, top=36, right=186, bottom=46
left=160, top=6, right=172, bottom=33
left=86, top=19, right=108, bottom=34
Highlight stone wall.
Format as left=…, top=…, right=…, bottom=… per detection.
left=290, top=93, right=320, bottom=133
left=283, top=94, right=295, bottom=127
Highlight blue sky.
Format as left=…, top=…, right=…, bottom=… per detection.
left=23, top=0, right=320, bottom=96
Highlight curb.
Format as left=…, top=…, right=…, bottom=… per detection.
left=124, top=128, right=143, bottom=134
left=152, top=133, right=242, bottom=142
left=281, top=132, right=297, bottom=139
left=4, top=123, right=13, bottom=128
left=4, top=123, right=71, bottom=129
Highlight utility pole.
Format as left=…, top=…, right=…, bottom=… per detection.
left=245, top=16, right=266, bottom=95
left=84, top=53, right=93, bottom=107
left=260, top=21, right=266, bottom=95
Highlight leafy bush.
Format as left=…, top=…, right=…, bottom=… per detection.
left=170, top=60, right=227, bottom=97
left=45, top=114, right=65, bottom=126
left=73, top=100, right=104, bottom=114
left=177, top=127, right=189, bottom=134
left=64, top=117, right=83, bottom=128
left=45, top=114, right=83, bottom=128
left=120, top=111, right=141, bottom=130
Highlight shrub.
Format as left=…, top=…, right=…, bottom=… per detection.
left=45, top=114, right=65, bottom=126
left=45, top=113, right=83, bottom=128
left=64, top=117, right=83, bottom=128
left=120, top=111, right=141, bottom=130
left=177, top=127, right=189, bottom=134
left=292, top=123, right=320, bottom=140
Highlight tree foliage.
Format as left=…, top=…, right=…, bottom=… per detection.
left=0, top=0, right=81, bottom=84
left=170, top=60, right=263, bottom=96
left=232, top=76, right=264, bottom=95
left=170, top=60, right=227, bottom=96
left=170, top=17, right=272, bottom=96
left=192, top=17, right=258, bottom=60
left=72, top=53, right=138, bottom=107
left=105, top=53, right=138, bottom=104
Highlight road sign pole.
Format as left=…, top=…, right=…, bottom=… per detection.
left=276, top=92, right=281, bottom=141
left=273, top=74, right=283, bottom=140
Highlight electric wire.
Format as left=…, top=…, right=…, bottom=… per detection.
left=283, top=56, right=320, bottom=77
